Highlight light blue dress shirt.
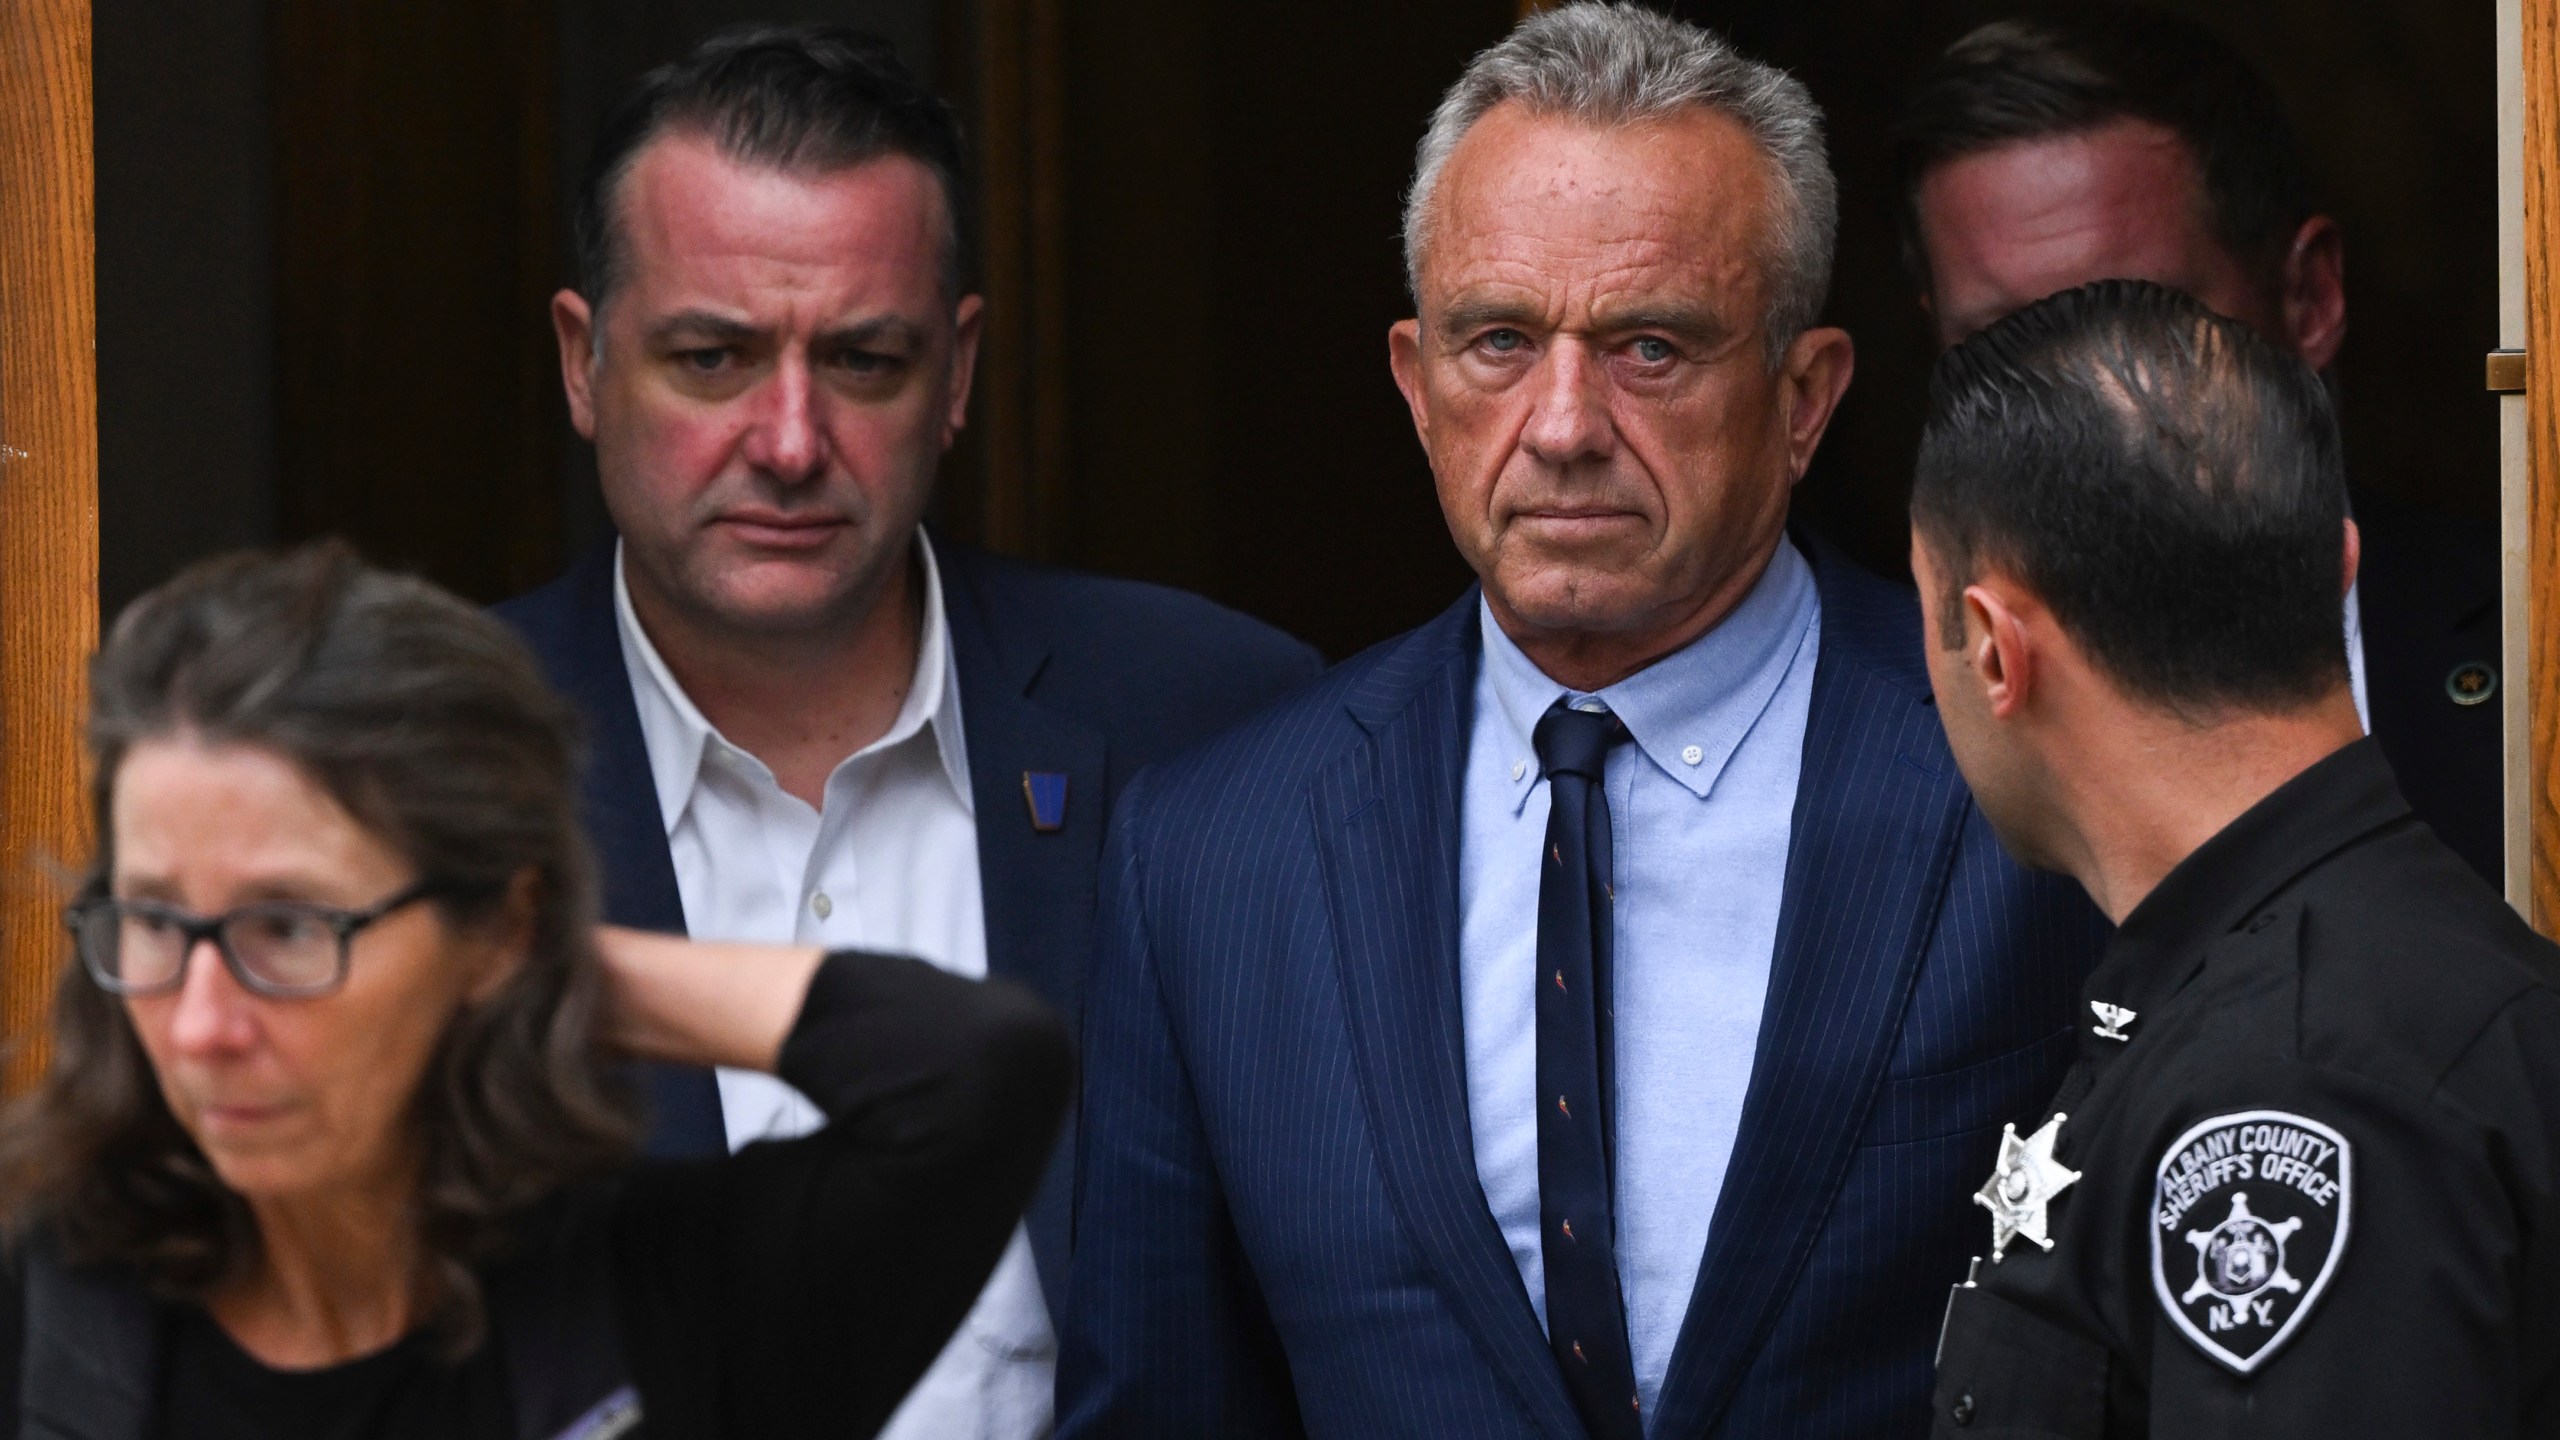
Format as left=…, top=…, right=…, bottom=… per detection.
left=1459, top=536, right=1821, bottom=1423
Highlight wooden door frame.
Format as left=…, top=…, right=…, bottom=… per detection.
left=1, top=0, right=98, bottom=1089
left=2513, top=0, right=2559, bottom=928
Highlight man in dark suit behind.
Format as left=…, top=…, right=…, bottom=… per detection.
left=1895, top=5, right=2506, bottom=884
left=1057, top=7, right=2108, bottom=1437
left=494, top=27, right=1318, bottom=1439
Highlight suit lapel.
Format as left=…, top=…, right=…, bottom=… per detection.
left=517, top=547, right=717, bottom=1157
left=532, top=547, right=686, bottom=936
left=1649, top=553, right=1972, bottom=1436
left=1311, top=598, right=1588, bottom=1440
left=938, top=546, right=1107, bottom=1316
left=939, top=546, right=1110, bottom=1018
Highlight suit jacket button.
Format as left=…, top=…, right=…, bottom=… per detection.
left=1949, top=1394, right=1976, bottom=1427
left=2447, top=661, right=2498, bottom=706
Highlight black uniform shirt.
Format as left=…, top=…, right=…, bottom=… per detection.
left=1932, top=739, right=2560, bottom=1438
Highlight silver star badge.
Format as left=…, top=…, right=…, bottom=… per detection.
left=2091, top=1001, right=2137, bottom=1042
left=1975, top=1113, right=2082, bottom=1262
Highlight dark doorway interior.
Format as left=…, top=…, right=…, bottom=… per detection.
left=1018, top=0, right=2498, bottom=655
left=96, top=0, right=2498, bottom=663
left=1674, top=0, right=2502, bottom=582
left=93, top=0, right=936, bottom=619
left=1033, top=0, right=1511, bottom=661
left=93, top=0, right=277, bottom=621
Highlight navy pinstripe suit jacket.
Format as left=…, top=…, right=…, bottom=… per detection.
left=1057, top=538, right=2109, bottom=1438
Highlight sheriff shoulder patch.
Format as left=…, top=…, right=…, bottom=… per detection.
left=2150, top=1109, right=2351, bottom=1375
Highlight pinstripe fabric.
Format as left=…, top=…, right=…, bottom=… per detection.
left=1057, top=535, right=2108, bottom=1438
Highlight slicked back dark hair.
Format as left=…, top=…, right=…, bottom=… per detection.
left=573, top=23, right=971, bottom=312
left=1894, top=6, right=2315, bottom=300
left=1913, top=279, right=2348, bottom=712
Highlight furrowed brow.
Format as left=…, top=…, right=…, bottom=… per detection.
left=816, top=316, right=928, bottom=352
left=642, top=311, right=764, bottom=349
left=1591, top=304, right=1731, bottom=347
left=1435, top=299, right=1544, bottom=341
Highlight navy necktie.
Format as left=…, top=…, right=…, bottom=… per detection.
left=1532, top=699, right=1644, bottom=1440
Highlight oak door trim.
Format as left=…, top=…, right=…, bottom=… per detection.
left=0, top=0, right=99, bottom=1090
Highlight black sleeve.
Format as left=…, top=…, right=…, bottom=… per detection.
left=0, top=1249, right=19, bottom=1440
left=609, top=951, right=1075, bottom=1440
left=2145, top=990, right=2560, bottom=1438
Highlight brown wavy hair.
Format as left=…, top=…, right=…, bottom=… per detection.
left=0, top=541, right=640, bottom=1354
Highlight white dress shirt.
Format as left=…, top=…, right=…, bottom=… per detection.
left=615, top=535, right=1055, bottom=1440
left=2345, top=583, right=2371, bottom=732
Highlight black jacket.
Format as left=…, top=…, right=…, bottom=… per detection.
left=2357, top=489, right=2503, bottom=884
left=0, top=952, right=1074, bottom=1440
left=1933, top=740, right=2560, bottom=1436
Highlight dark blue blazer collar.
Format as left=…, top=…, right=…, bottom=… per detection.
left=538, top=544, right=690, bottom=938
left=934, top=536, right=1109, bottom=1020
left=514, top=538, right=1102, bottom=1309
left=917, top=536, right=1110, bottom=1318
left=1652, top=534, right=1971, bottom=1435
left=527, top=537, right=1108, bottom=1004
left=1312, top=589, right=1584, bottom=1435
left=1334, top=529, right=1936, bottom=729
left=1316, top=533, right=1970, bottom=1438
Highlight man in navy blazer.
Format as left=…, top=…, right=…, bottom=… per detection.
left=496, top=26, right=1317, bottom=1440
left=1056, top=8, right=2106, bottom=1437
left=1894, top=8, right=2506, bottom=886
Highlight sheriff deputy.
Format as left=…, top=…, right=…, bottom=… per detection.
left=1907, top=279, right=2560, bottom=1437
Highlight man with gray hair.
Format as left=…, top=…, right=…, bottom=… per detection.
left=1057, top=6, right=2103, bottom=1436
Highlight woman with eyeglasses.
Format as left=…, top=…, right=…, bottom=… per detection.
left=0, top=543, right=1073, bottom=1439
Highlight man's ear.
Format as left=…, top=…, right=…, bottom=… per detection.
left=552, top=289, right=601, bottom=440
left=2342, top=515, right=2362, bottom=595
left=2280, top=214, right=2347, bottom=372
left=944, top=293, right=986, bottom=449
left=1388, top=318, right=1431, bottom=450
left=1967, top=580, right=2038, bottom=722
left=1779, top=325, right=1857, bottom=480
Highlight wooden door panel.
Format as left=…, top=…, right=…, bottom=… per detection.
left=0, top=0, right=99, bottom=1089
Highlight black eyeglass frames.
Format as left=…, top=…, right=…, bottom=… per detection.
left=64, top=879, right=453, bottom=1001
